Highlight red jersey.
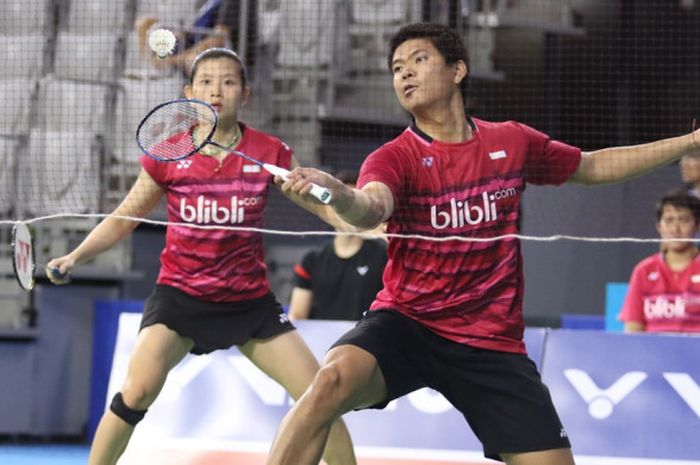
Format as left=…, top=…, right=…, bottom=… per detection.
left=358, top=118, right=581, bottom=353
left=619, top=253, right=700, bottom=333
left=140, top=124, right=292, bottom=302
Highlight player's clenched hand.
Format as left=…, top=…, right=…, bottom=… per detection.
left=45, top=256, right=74, bottom=285
left=277, top=167, right=352, bottom=207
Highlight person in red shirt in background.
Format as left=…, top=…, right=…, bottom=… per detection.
left=620, top=191, right=700, bottom=333
left=270, top=22, right=700, bottom=465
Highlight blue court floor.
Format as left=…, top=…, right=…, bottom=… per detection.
left=0, top=444, right=90, bottom=465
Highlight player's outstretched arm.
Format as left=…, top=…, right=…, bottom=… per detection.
left=46, top=169, right=164, bottom=281
left=276, top=166, right=351, bottom=229
left=569, top=129, right=700, bottom=185
left=277, top=166, right=394, bottom=230
left=333, top=181, right=394, bottom=229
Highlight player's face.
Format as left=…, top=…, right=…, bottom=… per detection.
left=657, top=205, right=698, bottom=252
left=185, top=57, right=249, bottom=122
left=391, top=38, right=461, bottom=114
left=680, top=155, right=700, bottom=185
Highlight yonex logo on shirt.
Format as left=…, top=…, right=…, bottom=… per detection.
left=421, top=156, right=434, bottom=167
left=177, top=159, right=193, bottom=169
left=430, top=188, right=517, bottom=229
left=356, top=266, right=369, bottom=276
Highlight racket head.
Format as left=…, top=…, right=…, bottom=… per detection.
left=11, top=222, right=36, bottom=291
left=136, top=98, right=218, bottom=162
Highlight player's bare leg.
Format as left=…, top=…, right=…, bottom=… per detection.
left=240, top=332, right=374, bottom=465
left=258, top=343, right=387, bottom=465
left=88, top=324, right=193, bottom=465
left=501, top=448, right=576, bottom=465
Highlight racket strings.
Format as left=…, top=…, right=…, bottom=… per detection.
left=137, top=101, right=215, bottom=161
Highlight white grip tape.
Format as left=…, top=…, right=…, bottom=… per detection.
left=263, top=164, right=332, bottom=204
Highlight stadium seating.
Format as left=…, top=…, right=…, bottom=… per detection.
left=0, top=35, right=47, bottom=79
left=113, top=76, right=184, bottom=163
left=1, top=0, right=54, bottom=35
left=53, top=32, right=121, bottom=81
left=135, top=0, right=199, bottom=26
left=277, top=0, right=341, bottom=68
left=35, top=77, right=112, bottom=133
left=23, top=129, right=103, bottom=215
left=62, top=0, right=131, bottom=34
left=348, top=0, right=412, bottom=74
left=0, top=79, right=37, bottom=136
left=351, top=0, right=408, bottom=24
left=0, top=137, right=20, bottom=217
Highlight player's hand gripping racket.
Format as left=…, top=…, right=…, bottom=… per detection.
left=11, top=222, right=68, bottom=291
left=136, top=98, right=332, bottom=204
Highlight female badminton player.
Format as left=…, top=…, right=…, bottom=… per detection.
left=267, top=23, right=700, bottom=465
left=45, top=48, right=355, bottom=465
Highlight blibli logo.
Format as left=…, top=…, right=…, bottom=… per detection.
left=430, top=188, right=516, bottom=229
left=644, top=296, right=686, bottom=319
left=180, top=195, right=261, bottom=224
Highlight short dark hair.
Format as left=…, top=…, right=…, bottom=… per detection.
left=335, top=169, right=358, bottom=185
left=656, top=190, right=700, bottom=224
left=189, top=47, right=248, bottom=87
left=387, top=23, right=470, bottom=97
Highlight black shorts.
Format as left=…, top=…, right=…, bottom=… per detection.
left=140, top=284, right=295, bottom=355
left=332, top=309, right=570, bottom=461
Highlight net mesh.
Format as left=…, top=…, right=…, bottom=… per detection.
left=1, top=0, right=699, bottom=323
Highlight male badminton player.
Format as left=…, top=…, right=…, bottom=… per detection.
left=45, top=48, right=355, bottom=465
left=619, top=191, right=700, bottom=333
left=267, top=23, right=700, bottom=465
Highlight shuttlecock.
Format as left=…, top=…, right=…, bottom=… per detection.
left=148, top=28, right=176, bottom=59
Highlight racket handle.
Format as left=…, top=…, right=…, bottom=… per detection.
left=263, top=164, right=332, bottom=204
left=50, top=266, right=71, bottom=282
left=308, top=184, right=332, bottom=204
left=263, top=164, right=291, bottom=179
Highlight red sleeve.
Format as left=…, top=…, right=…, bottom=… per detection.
left=517, top=123, right=582, bottom=185
left=357, top=145, right=404, bottom=208
left=619, top=262, right=646, bottom=324
left=140, top=154, right=166, bottom=185
left=277, top=140, right=293, bottom=171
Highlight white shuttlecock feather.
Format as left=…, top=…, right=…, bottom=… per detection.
left=148, top=28, right=177, bottom=59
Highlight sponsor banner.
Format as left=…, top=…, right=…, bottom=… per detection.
left=541, top=330, right=700, bottom=460
left=108, top=316, right=546, bottom=458
left=106, top=314, right=700, bottom=464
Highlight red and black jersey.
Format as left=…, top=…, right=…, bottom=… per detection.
left=140, top=123, right=292, bottom=302
left=358, top=118, right=581, bottom=353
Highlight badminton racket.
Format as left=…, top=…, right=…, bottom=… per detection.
left=135, top=98, right=332, bottom=204
left=11, top=222, right=68, bottom=291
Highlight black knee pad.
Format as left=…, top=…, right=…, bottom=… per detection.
left=110, top=392, right=147, bottom=426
